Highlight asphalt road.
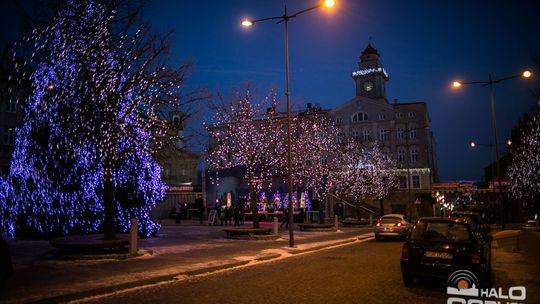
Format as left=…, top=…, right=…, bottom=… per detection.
left=80, top=239, right=451, bottom=304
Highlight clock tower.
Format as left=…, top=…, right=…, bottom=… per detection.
left=352, top=42, right=389, bottom=101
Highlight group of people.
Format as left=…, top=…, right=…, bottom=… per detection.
left=215, top=205, right=243, bottom=226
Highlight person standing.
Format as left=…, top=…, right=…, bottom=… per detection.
left=175, top=202, right=182, bottom=224
left=280, top=207, right=289, bottom=228
left=196, top=198, right=205, bottom=225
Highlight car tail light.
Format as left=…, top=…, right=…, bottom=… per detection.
left=401, top=244, right=409, bottom=259
left=471, top=251, right=481, bottom=264
left=376, top=222, right=381, bottom=227
left=396, top=222, right=402, bottom=227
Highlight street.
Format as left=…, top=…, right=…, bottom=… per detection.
left=79, top=239, right=447, bottom=304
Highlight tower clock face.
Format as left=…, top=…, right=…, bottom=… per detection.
left=363, top=81, right=374, bottom=92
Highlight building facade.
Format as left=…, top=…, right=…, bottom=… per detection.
left=329, top=43, right=438, bottom=217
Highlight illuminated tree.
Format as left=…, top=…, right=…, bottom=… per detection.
left=206, top=86, right=284, bottom=228
left=290, top=111, right=338, bottom=223
left=508, top=113, right=540, bottom=203
left=3, top=0, right=193, bottom=238
left=331, top=140, right=397, bottom=219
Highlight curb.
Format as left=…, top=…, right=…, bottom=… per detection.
left=24, top=234, right=372, bottom=304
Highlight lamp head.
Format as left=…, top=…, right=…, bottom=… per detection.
left=452, top=81, right=462, bottom=88
left=241, top=19, right=253, bottom=27
left=323, top=0, right=335, bottom=8
left=522, top=70, right=532, bottom=78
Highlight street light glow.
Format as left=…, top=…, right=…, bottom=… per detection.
left=452, top=81, right=462, bottom=88
left=323, top=0, right=335, bottom=8
left=507, top=139, right=512, bottom=146
left=470, top=142, right=476, bottom=148
left=522, top=70, right=532, bottom=78
left=241, top=19, right=253, bottom=27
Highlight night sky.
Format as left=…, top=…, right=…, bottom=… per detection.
left=2, top=0, right=540, bottom=182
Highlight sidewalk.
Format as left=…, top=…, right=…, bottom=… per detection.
left=0, top=220, right=373, bottom=304
left=491, top=228, right=540, bottom=303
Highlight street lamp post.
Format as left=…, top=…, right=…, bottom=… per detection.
left=241, top=1, right=335, bottom=247
left=452, top=70, right=532, bottom=230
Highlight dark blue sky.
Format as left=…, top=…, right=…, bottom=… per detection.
left=144, top=0, right=540, bottom=181
left=2, top=0, right=540, bottom=181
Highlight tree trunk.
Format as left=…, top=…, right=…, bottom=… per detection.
left=103, top=164, right=116, bottom=240
left=250, top=185, right=259, bottom=228
left=318, top=198, right=324, bottom=224
left=355, top=201, right=362, bottom=220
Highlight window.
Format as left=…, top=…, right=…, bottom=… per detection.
left=397, top=148, right=406, bottom=162
left=363, top=130, right=371, bottom=141
left=412, top=175, right=420, bottom=188
left=379, top=129, right=388, bottom=141
left=351, top=112, right=369, bottom=122
left=378, top=113, right=386, bottom=120
left=410, top=128, right=418, bottom=139
left=408, top=111, right=416, bottom=118
left=352, top=130, right=360, bottom=141
left=335, top=117, right=342, bottom=124
left=382, top=150, right=389, bottom=160
left=3, top=128, right=15, bottom=146
left=398, top=176, right=407, bottom=189
left=305, top=159, right=312, bottom=166
left=397, top=128, right=405, bottom=140
left=7, top=98, right=17, bottom=113
left=411, top=148, right=419, bottom=162
left=395, top=112, right=404, bottom=119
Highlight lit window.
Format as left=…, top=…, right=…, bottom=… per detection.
left=412, top=175, right=420, bottom=188
left=351, top=112, right=369, bottom=122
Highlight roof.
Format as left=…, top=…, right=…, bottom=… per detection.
left=361, top=42, right=379, bottom=56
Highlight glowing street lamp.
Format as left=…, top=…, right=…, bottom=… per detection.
left=452, top=69, right=532, bottom=230
left=240, top=1, right=335, bottom=248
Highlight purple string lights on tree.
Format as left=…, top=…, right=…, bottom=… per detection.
left=2, top=0, right=193, bottom=238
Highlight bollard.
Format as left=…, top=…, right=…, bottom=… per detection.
left=369, top=214, right=373, bottom=226
left=130, top=219, right=138, bottom=255
left=334, top=215, right=339, bottom=230
left=273, top=217, right=279, bottom=235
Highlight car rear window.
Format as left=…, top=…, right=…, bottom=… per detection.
left=381, top=216, right=401, bottom=223
left=410, top=222, right=471, bottom=243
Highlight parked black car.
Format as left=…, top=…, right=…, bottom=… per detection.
left=450, top=210, right=491, bottom=241
left=400, top=217, right=491, bottom=287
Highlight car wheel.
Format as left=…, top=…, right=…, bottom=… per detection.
left=375, top=234, right=381, bottom=241
left=402, top=272, right=414, bottom=287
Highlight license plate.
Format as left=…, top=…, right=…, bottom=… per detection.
left=424, top=251, right=453, bottom=259
left=383, top=227, right=393, bottom=231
